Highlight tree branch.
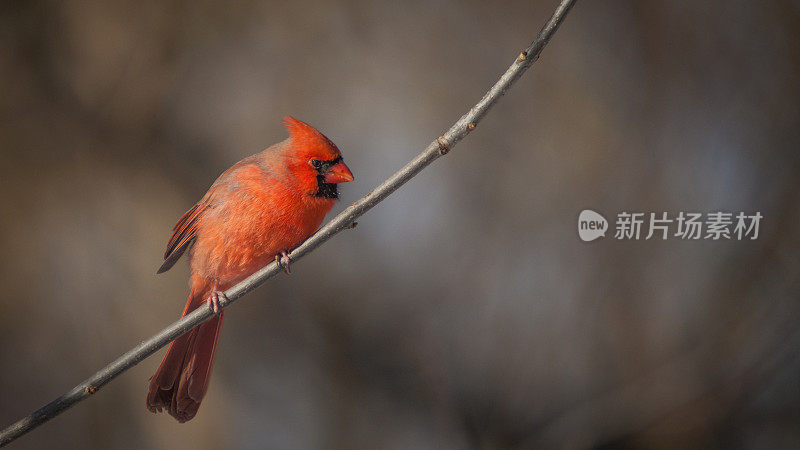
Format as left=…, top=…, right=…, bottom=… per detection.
left=0, top=0, right=577, bottom=445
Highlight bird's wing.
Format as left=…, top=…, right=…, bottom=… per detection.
left=157, top=201, right=211, bottom=274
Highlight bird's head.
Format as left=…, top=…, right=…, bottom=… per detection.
left=283, top=116, right=354, bottom=199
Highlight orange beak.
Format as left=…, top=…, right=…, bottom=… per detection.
left=324, top=160, right=354, bottom=184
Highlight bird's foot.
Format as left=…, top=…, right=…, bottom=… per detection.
left=208, top=290, right=227, bottom=315
left=275, top=250, right=292, bottom=275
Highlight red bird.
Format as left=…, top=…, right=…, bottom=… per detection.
left=146, top=117, right=353, bottom=422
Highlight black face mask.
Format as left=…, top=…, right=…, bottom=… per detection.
left=312, top=156, right=343, bottom=199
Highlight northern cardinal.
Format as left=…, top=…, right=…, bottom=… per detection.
left=146, top=117, right=353, bottom=422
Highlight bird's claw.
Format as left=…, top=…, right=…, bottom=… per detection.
left=275, top=250, right=292, bottom=275
left=208, top=290, right=227, bottom=315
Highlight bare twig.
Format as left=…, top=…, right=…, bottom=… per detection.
left=0, top=0, right=577, bottom=445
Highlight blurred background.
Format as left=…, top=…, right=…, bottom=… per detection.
left=1, top=0, right=799, bottom=448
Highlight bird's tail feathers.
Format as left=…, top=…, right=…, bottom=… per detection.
left=146, top=285, right=223, bottom=422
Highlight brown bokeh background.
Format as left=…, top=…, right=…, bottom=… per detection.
left=1, top=0, right=799, bottom=448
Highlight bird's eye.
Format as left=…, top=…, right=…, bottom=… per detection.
left=309, top=159, right=323, bottom=169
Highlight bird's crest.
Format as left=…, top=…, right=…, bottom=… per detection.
left=283, top=116, right=340, bottom=156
